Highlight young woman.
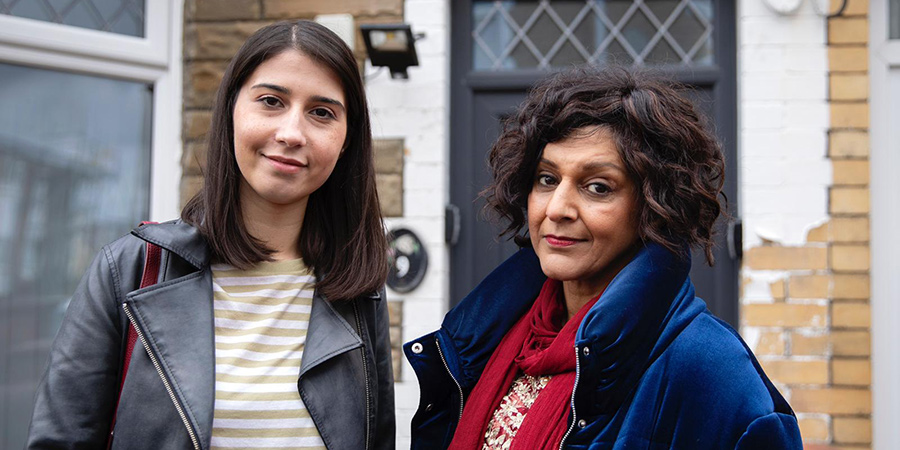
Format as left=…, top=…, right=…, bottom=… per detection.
left=27, top=21, right=394, bottom=450
left=404, top=67, right=802, bottom=449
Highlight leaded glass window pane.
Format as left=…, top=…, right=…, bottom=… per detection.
left=472, top=0, right=715, bottom=71
left=0, top=0, right=145, bottom=38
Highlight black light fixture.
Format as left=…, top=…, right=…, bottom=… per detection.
left=360, top=24, right=420, bottom=79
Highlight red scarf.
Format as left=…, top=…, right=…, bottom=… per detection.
left=448, top=279, right=600, bottom=450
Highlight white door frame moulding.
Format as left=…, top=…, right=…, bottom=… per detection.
left=0, top=1, right=184, bottom=221
left=869, top=0, right=900, bottom=448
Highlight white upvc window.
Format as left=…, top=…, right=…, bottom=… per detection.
left=0, top=2, right=183, bottom=447
left=0, top=0, right=183, bottom=219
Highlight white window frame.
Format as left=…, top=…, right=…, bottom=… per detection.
left=0, top=0, right=184, bottom=220
left=870, top=0, right=900, bottom=448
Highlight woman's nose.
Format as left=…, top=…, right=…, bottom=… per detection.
left=274, top=112, right=308, bottom=147
left=545, top=182, right=577, bottom=222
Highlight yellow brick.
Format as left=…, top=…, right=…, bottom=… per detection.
left=831, top=102, right=870, bottom=129
left=181, top=141, right=207, bottom=176
left=832, top=359, right=871, bottom=386
left=799, top=416, right=830, bottom=442
left=180, top=176, right=204, bottom=209
left=789, top=275, right=831, bottom=299
left=829, top=46, right=869, bottom=72
left=807, top=222, right=829, bottom=243
left=744, top=304, right=828, bottom=328
left=792, top=333, right=829, bottom=356
left=833, top=274, right=870, bottom=299
left=791, top=388, right=871, bottom=414
left=830, top=74, right=869, bottom=101
left=830, top=245, right=870, bottom=272
left=833, top=331, right=870, bottom=356
left=833, top=302, right=871, bottom=328
left=183, top=110, right=211, bottom=142
left=744, top=246, right=828, bottom=271
left=831, top=217, right=869, bottom=243
left=830, top=187, right=870, bottom=215
left=755, top=331, right=786, bottom=356
left=770, top=279, right=786, bottom=301
left=834, top=417, right=872, bottom=444
left=829, top=130, right=869, bottom=157
left=831, top=0, right=869, bottom=16
left=828, top=18, right=869, bottom=45
left=760, top=359, right=829, bottom=385
left=832, top=160, right=870, bottom=186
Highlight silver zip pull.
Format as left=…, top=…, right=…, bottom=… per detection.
left=558, top=344, right=581, bottom=450
left=434, top=337, right=464, bottom=422
left=122, top=303, right=201, bottom=450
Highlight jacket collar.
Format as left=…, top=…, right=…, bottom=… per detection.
left=131, top=220, right=210, bottom=269
left=575, top=243, right=705, bottom=411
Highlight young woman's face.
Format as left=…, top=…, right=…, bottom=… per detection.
left=232, top=49, right=347, bottom=212
left=527, top=127, right=640, bottom=295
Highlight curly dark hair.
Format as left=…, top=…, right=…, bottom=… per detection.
left=483, top=66, right=726, bottom=265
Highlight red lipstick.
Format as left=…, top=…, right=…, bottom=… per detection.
left=545, top=234, right=581, bottom=247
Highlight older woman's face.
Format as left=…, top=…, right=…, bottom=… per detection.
left=527, top=127, right=640, bottom=295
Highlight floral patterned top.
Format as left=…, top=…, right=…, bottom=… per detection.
left=481, top=373, right=553, bottom=450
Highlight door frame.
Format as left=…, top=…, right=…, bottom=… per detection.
left=869, top=0, right=900, bottom=446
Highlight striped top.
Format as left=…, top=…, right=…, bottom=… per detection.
left=211, top=259, right=325, bottom=450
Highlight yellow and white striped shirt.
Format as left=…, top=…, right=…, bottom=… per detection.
left=210, top=259, right=325, bottom=450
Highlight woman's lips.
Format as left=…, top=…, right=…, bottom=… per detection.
left=265, top=154, right=305, bottom=173
left=545, top=234, right=582, bottom=247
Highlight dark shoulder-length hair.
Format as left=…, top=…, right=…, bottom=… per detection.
left=182, top=20, right=388, bottom=300
left=484, top=66, right=726, bottom=264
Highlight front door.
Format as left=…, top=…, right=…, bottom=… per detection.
left=449, top=0, right=739, bottom=326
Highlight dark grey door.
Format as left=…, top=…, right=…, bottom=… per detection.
left=449, top=0, right=739, bottom=327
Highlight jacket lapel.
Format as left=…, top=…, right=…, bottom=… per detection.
left=125, top=268, right=215, bottom=450
left=299, top=292, right=362, bottom=377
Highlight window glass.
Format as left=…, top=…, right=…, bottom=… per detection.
left=0, top=0, right=145, bottom=37
left=0, top=62, right=151, bottom=449
left=891, top=0, right=900, bottom=39
left=472, top=0, right=714, bottom=71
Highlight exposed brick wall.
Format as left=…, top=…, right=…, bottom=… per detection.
left=181, top=0, right=406, bottom=379
left=742, top=1, right=872, bottom=447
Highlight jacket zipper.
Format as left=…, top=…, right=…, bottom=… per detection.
left=351, top=301, right=372, bottom=450
left=558, top=345, right=581, bottom=450
left=122, top=303, right=200, bottom=450
left=435, top=337, right=464, bottom=423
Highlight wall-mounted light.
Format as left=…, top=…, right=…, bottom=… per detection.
left=360, top=24, right=420, bottom=79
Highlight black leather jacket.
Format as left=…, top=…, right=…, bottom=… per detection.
left=27, top=221, right=395, bottom=450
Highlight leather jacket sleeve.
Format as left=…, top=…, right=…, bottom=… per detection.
left=26, top=244, right=127, bottom=449
left=372, top=289, right=397, bottom=450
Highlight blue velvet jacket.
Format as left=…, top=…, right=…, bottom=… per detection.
left=403, top=244, right=802, bottom=449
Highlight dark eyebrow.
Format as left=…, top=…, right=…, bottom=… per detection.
left=537, top=158, right=624, bottom=172
left=251, top=83, right=290, bottom=94
left=311, top=95, right=345, bottom=111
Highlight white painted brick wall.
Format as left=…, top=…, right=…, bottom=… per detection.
left=739, top=2, right=831, bottom=249
left=366, top=1, right=450, bottom=447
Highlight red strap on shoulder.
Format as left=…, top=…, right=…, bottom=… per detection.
left=120, top=238, right=161, bottom=388
left=109, top=221, right=161, bottom=447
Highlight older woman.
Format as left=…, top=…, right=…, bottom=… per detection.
left=404, top=67, right=802, bottom=449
